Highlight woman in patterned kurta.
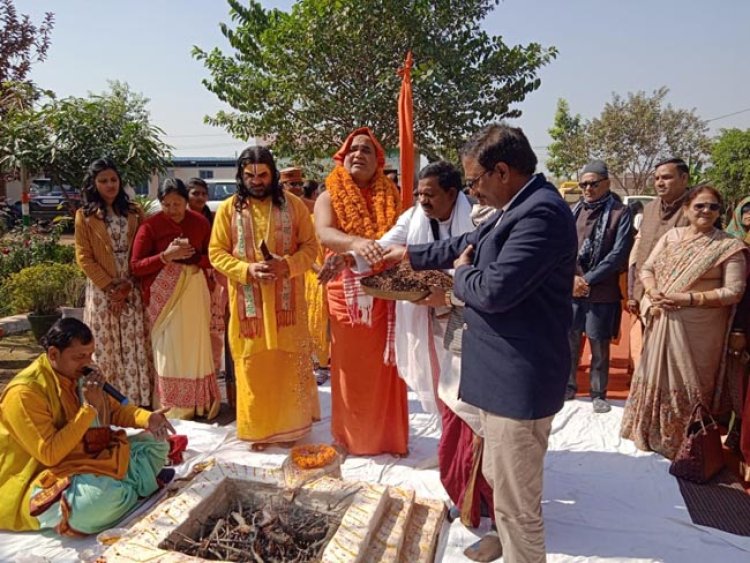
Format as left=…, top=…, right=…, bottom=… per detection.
left=74, top=158, right=155, bottom=407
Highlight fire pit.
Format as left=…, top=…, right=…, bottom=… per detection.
left=161, top=479, right=344, bottom=561
left=100, top=462, right=445, bottom=562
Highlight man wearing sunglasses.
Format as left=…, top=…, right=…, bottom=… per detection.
left=567, top=161, right=633, bottom=414
left=280, top=166, right=305, bottom=197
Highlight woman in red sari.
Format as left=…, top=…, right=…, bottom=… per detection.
left=186, top=178, right=227, bottom=379
left=131, top=178, right=220, bottom=420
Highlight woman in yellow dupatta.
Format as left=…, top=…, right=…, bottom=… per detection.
left=621, top=186, right=747, bottom=459
left=131, top=179, right=220, bottom=420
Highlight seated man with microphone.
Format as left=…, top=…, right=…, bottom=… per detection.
left=0, top=318, right=175, bottom=536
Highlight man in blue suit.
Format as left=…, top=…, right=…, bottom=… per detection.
left=385, top=124, right=577, bottom=562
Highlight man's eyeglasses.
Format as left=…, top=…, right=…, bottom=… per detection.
left=286, top=182, right=304, bottom=188
left=693, top=202, right=721, bottom=212
left=578, top=179, right=606, bottom=189
left=464, top=169, right=491, bottom=191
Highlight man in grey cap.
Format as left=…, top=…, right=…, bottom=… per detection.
left=566, top=160, right=633, bottom=413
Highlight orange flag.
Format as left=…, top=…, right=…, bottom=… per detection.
left=398, top=51, right=415, bottom=209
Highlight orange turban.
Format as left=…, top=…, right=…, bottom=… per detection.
left=333, top=127, right=386, bottom=169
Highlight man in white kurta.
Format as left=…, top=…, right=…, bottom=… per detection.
left=356, top=161, right=474, bottom=414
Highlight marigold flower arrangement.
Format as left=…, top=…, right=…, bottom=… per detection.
left=291, top=444, right=338, bottom=469
left=326, top=165, right=400, bottom=239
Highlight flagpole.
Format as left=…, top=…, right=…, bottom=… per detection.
left=397, top=51, right=415, bottom=209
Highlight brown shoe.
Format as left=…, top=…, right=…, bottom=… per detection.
left=463, top=531, right=503, bottom=562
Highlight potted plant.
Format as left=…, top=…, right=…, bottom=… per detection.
left=60, top=271, right=87, bottom=321
left=4, top=263, right=84, bottom=342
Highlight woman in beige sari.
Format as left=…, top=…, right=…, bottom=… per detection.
left=131, top=179, right=220, bottom=420
left=621, top=186, right=747, bottom=459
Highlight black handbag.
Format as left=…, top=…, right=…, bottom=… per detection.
left=668, top=403, right=725, bottom=483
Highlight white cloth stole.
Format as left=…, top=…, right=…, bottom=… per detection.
left=377, top=193, right=475, bottom=414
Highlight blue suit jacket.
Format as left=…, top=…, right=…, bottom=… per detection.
left=409, top=174, right=577, bottom=419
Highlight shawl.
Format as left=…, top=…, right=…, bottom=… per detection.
left=381, top=192, right=474, bottom=414
left=574, top=192, right=615, bottom=272
left=653, top=228, right=746, bottom=294
left=726, top=195, right=750, bottom=242
left=633, top=191, right=690, bottom=300
left=231, top=198, right=297, bottom=338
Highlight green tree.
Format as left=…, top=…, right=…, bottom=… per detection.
left=0, top=0, right=54, bottom=197
left=43, top=81, right=172, bottom=190
left=546, top=98, right=588, bottom=181
left=0, top=82, right=172, bottom=196
left=193, top=0, right=556, bottom=164
left=587, top=87, right=711, bottom=195
left=709, top=128, right=750, bottom=213
left=0, top=0, right=53, bottom=91
left=546, top=88, right=711, bottom=195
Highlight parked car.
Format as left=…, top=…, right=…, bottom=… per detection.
left=26, top=181, right=82, bottom=222
left=205, top=179, right=236, bottom=212
left=559, top=181, right=583, bottom=206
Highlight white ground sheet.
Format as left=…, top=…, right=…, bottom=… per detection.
left=2, top=386, right=750, bottom=562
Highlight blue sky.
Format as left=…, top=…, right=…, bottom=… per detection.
left=15, top=0, right=750, bottom=169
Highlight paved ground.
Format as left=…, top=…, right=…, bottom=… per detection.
left=0, top=331, right=40, bottom=392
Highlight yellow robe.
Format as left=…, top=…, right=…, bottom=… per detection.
left=0, top=355, right=151, bottom=531
left=305, top=213, right=330, bottom=368
left=209, top=193, right=320, bottom=443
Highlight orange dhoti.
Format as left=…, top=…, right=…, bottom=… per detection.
left=327, top=280, right=409, bottom=456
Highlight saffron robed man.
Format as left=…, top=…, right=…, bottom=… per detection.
left=384, top=124, right=578, bottom=563
left=314, top=127, right=409, bottom=457
left=0, top=319, right=175, bottom=535
left=209, top=146, right=320, bottom=451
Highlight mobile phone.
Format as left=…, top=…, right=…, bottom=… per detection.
left=260, top=240, right=273, bottom=261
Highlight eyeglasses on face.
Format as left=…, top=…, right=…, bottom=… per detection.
left=286, top=181, right=304, bottom=188
left=692, top=202, right=721, bottom=212
left=464, top=169, right=492, bottom=191
left=578, top=179, right=606, bottom=189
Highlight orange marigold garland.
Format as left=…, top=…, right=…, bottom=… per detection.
left=291, top=444, right=338, bottom=469
left=326, top=165, right=401, bottom=239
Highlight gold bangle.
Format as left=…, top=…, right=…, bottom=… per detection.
left=159, top=252, right=168, bottom=264
left=696, top=293, right=706, bottom=307
left=444, top=290, right=452, bottom=308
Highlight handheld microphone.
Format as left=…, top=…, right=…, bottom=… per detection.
left=82, top=367, right=129, bottom=405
